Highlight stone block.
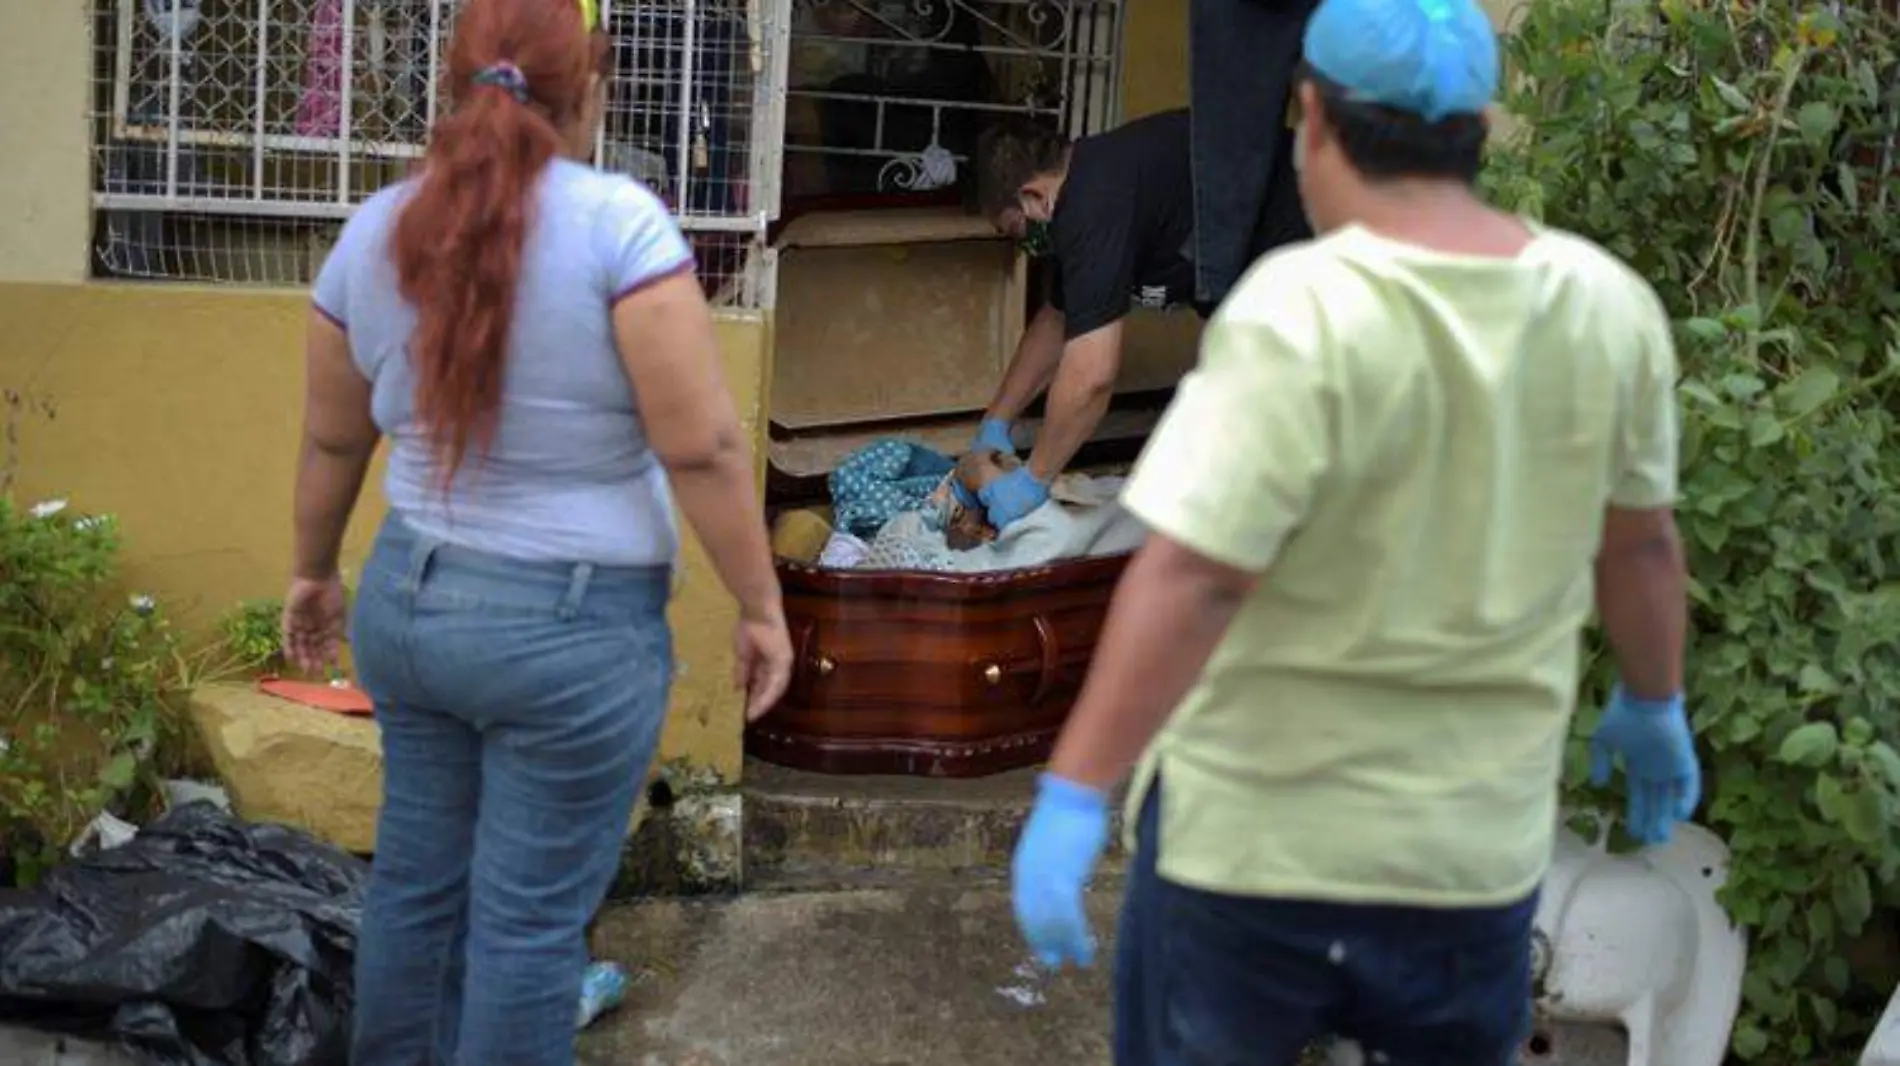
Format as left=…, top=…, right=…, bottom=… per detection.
left=189, top=683, right=705, bottom=879
left=188, top=682, right=384, bottom=853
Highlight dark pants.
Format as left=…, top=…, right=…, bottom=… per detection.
left=1189, top=0, right=1320, bottom=308
left=1113, top=784, right=1537, bottom=1066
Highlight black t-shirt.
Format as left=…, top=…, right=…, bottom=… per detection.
left=1046, top=109, right=1199, bottom=340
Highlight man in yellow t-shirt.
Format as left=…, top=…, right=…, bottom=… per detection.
left=1006, top=0, right=1699, bottom=1061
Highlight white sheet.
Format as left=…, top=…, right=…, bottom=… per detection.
left=854, top=475, right=1147, bottom=573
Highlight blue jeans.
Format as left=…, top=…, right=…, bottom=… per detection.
left=1114, top=783, right=1536, bottom=1066
left=347, top=516, right=673, bottom=1066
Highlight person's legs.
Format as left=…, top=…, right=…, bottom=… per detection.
left=1334, top=892, right=1537, bottom=1066
left=349, top=525, right=482, bottom=1066
left=1115, top=781, right=1342, bottom=1066
left=443, top=570, right=673, bottom=1066
left=350, top=701, right=481, bottom=1065
left=1112, top=786, right=1165, bottom=1065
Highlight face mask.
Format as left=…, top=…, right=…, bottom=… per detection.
left=1019, top=219, right=1054, bottom=258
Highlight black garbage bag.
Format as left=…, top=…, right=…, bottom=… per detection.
left=0, top=801, right=367, bottom=1066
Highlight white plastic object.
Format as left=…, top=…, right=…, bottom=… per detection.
left=1527, top=819, right=1746, bottom=1066
left=1327, top=820, right=1745, bottom=1066
left=163, top=777, right=233, bottom=812
left=68, top=811, right=140, bottom=857
left=1858, top=982, right=1900, bottom=1064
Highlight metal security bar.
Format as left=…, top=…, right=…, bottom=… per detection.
left=781, top=0, right=1121, bottom=198
left=89, top=0, right=789, bottom=302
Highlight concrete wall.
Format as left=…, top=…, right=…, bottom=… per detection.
left=0, top=285, right=766, bottom=782
left=0, top=1, right=774, bottom=786
left=1120, top=0, right=1191, bottom=120
left=0, top=1, right=90, bottom=284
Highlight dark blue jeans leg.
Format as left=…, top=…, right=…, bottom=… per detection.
left=1334, top=895, right=1536, bottom=1066
left=1113, top=784, right=1339, bottom=1066
left=1113, top=780, right=1536, bottom=1066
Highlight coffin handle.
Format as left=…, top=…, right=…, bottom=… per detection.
left=1029, top=615, right=1058, bottom=706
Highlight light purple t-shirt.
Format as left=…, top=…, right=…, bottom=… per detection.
left=314, top=158, right=695, bottom=567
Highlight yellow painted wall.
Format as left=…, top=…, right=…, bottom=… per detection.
left=1120, top=0, right=1191, bottom=120
left=0, top=283, right=762, bottom=782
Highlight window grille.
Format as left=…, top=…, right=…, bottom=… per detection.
left=781, top=0, right=1123, bottom=200
left=89, top=0, right=791, bottom=306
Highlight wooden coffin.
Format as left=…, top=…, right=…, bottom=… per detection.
left=746, top=204, right=1200, bottom=776
left=748, top=554, right=1131, bottom=776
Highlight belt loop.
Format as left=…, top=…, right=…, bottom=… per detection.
left=560, top=562, right=595, bottom=620
left=400, top=533, right=443, bottom=597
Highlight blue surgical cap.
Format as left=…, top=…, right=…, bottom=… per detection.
left=1302, top=0, right=1500, bottom=122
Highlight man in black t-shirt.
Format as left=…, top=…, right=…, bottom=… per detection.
left=963, top=110, right=1263, bottom=530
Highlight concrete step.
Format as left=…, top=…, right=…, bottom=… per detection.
left=741, top=758, right=1128, bottom=892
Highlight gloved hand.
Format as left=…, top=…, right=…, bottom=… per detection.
left=1588, top=685, right=1701, bottom=845
left=1012, top=773, right=1111, bottom=970
left=973, top=417, right=1016, bottom=456
left=980, top=467, right=1050, bottom=529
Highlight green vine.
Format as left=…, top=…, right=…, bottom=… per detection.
left=1486, top=0, right=1900, bottom=1058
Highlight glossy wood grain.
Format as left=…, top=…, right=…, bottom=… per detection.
left=744, top=553, right=1132, bottom=777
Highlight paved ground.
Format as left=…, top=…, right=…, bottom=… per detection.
left=577, top=885, right=1123, bottom=1066
left=0, top=883, right=1126, bottom=1066
left=0, top=882, right=1638, bottom=1065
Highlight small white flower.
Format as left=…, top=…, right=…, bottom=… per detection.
left=130, top=594, right=157, bottom=616
left=29, top=499, right=68, bottom=519
left=101, top=657, right=116, bottom=670
left=0, top=734, right=10, bottom=755
left=76, top=515, right=108, bottom=532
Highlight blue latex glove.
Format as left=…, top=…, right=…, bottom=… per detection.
left=1588, top=685, right=1701, bottom=845
left=1012, top=773, right=1111, bottom=969
left=973, top=418, right=1016, bottom=456
left=980, top=467, right=1050, bottom=530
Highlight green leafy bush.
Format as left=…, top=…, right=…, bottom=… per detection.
left=219, top=597, right=286, bottom=675
left=0, top=499, right=192, bottom=885
left=1486, top=0, right=1900, bottom=1057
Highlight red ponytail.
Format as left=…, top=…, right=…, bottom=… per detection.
left=390, top=0, right=606, bottom=485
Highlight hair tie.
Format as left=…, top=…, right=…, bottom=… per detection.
left=470, top=61, right=530, bottom=104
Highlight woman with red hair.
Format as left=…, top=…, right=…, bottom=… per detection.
left=280, top=0, right=791, bottom=1061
